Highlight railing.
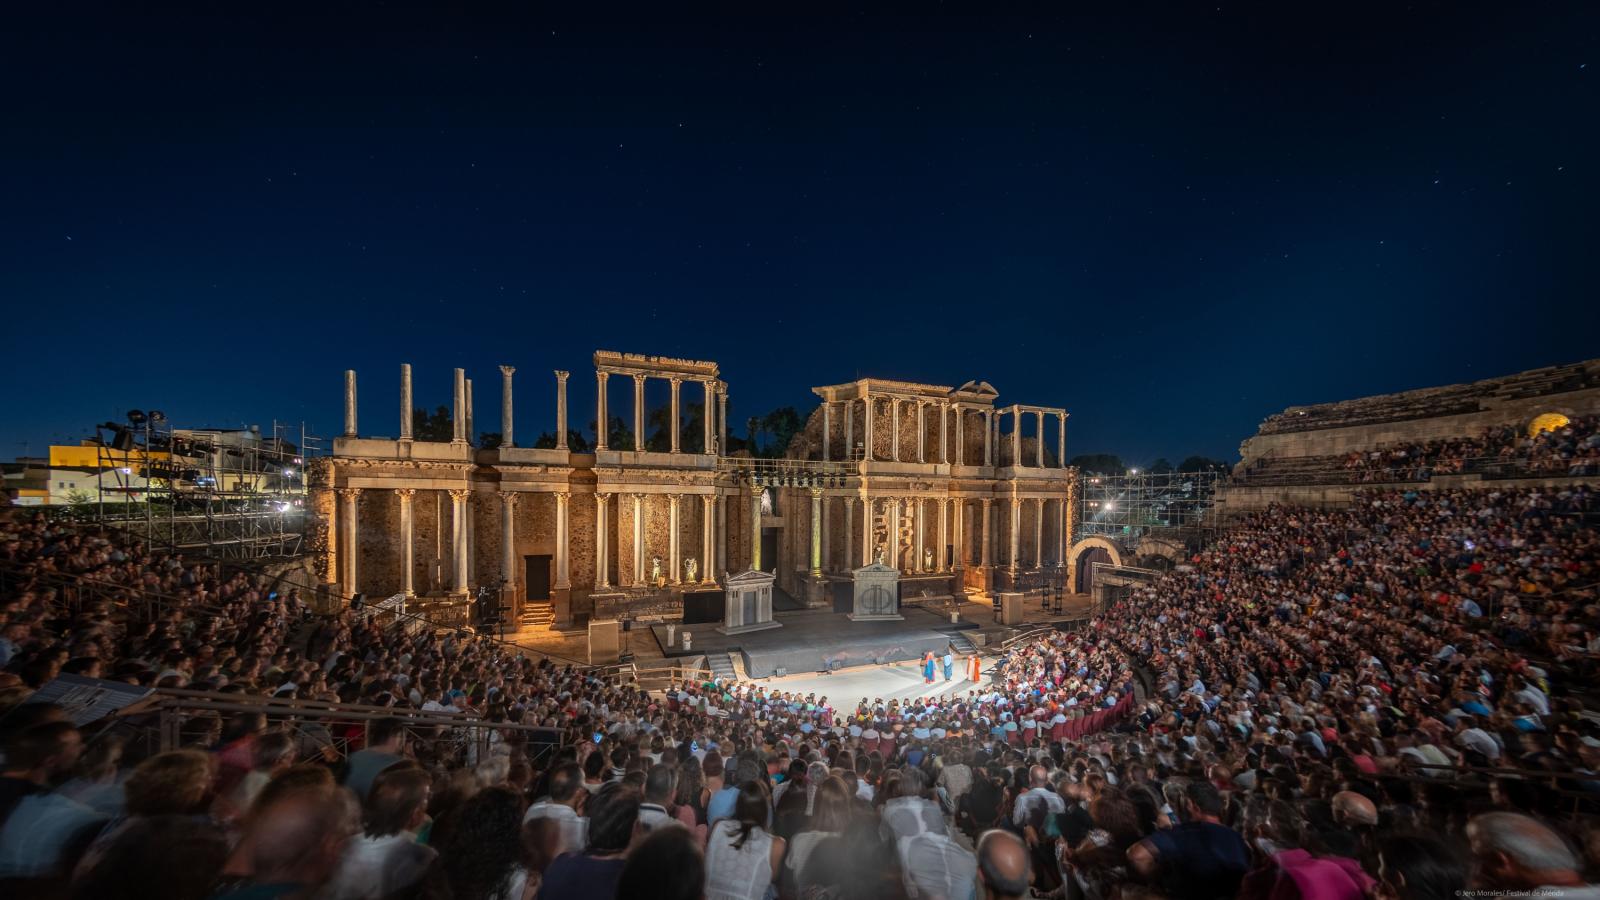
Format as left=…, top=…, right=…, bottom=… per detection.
left=1233, top=454, right=1600, bottom=487
left=717, top=456, right=858, bottom=486
left=590, top=660, right=719, bottom=692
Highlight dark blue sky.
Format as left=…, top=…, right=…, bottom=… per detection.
left=3, top=2, right=1596, bottom=464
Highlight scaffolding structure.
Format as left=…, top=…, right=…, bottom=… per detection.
left=90, top=411, right=323, bottom=560
left=1076, top=469, right=1221, bottom=546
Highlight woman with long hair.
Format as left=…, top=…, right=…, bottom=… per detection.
left=780, top=775, right=853, bottom=899
left=705, top=780, right=786, bottom=900
left=676, top=756, right=709, bottom=827
left=423, top=787, right=530, bottom=900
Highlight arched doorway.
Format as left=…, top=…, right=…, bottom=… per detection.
left=1066, top=537, right=1125, bottom=595
left=1076, top=547, right=1112, bottom=593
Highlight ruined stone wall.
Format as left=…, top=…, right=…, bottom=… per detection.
left=357, top=491, right=401, bottom=598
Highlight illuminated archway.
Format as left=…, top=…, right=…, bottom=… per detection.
left=1066, top=537, right=1124, bottom=595
left=1528, top=413, right=1570, bottom=437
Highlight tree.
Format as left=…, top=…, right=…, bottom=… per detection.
left=412, top=406, right=453, bottom=442
left=1067, top=453, right=1125, bottom=475
left=1147, top=458, right=1175, bottom=474
left=759, top=407, right=804, bottom=459
left=1178, top=456, right=1229, bottom=473
left=588, top=417, right=635, bottom=451
left=746, top=416, right=764, bottom=456
left=477, top=432, right=502, bottom=450
left=532, top=430, right=592, bottom=452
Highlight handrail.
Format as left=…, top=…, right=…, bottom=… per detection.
left=1233, top=453, right=1598, bottom=487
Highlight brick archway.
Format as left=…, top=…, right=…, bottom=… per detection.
left=1067, top=537, right=1124, bottom=595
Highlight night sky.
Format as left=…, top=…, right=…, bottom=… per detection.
left=4, top=3, right=1596, bottom=464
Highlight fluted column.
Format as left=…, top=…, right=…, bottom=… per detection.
left=821, top=495, right=833, bottom=571
left=555, top=370, right=570, bottom=450
left=1035, top=411, right=1045, bottom=467
left=895, top=497, right=908, bottom=571
left=891, top=399, right=900, bottom=461
left=498, top=365, right=515, bottom=448
left=1057, top=497, right=1068, bottom=566
left=718, top=387, right=728, bottom=456
left=452, top=369, right=467, bottom=445
left=631, top=494, right=645, bottom=584
left=809, top=487, right=823, bottom=577
left=338, top=488, right=361, bottom=594
left=632, top=375, right=646, bottom=451
left=845, top=495, right=856, bottom=568
left=863, top=393, right=875, bottom=460
left=953, top=498, right=965, bottom=569
left=449, top=489, right=469, bottom=595
left=1033, top=497, right=1044, bottom=569
left=394, top=489, right=415, bottom=596
left=669, top=378, right=682, bottom=454
left=1058, top=414, right=1067, bottom=468
left=701, top=494, right=716, bottom=583
left=983, top=411, right=993, bottom=466
left=980, top=498, right=993, bottom=568
left=940, top=402, right=949, bottom=464
left=845, top=401, right=855, bottom=460
left=595, top=372, right=609, bottom=451
left=916, top=401, right=926, bottom=463
left=822, top=402, right=832, bottom=461
left=399, top=364, right=413, bottom=441
left=668, top=494, right=681, bottom=582
left=1008, top=497, right=1021, bottom=576
left=594, top=493, right=611, bottom=589
left=499, top=491, right=518, bottom=597
left=913, top=498, right=925, bottom=572
left=938, top=497, right=948, bottom=572
left=1011, top=407, right=1022, bottom=468
left=862, top=495, right=875, bottom=565
left=343, top=370, right=358, bottom=437
left=465, top=379, right=474, bottom=444
left=702, top=380, right=716, bottom=454
left=750, top=485, right=764, bottom=571
left=554, top=492, right=571, bottom=589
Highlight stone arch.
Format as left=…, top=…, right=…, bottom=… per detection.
left=1067, top=537, right=1124, bottom=595
left=1133, top=535, right=1186, bottom=564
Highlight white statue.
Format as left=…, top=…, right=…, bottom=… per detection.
left=685, top=557, right=699, bottom=583
left=924, top=548, right=934, bottom=570
left=874, top=545, right=887, bottom=566
left=651, top=555, right=663, bottom=586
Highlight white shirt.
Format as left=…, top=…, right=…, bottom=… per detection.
left=326, top=833, right=437, bottom=900
left=523, top=801, right=588, bottom=855
left=1012, top=787, right=1066, bottom=826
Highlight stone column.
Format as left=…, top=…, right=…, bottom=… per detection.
left=703, top=380, right=716, bottom=454
left=938, top=497, right=948, bottom=572
left=821, top=495, right=832, bottom=571
left=1036, top=411, right=1045, bottom=467
left=718, top=387, right=728, bottom=457
left=896, top=497, right=908, bottom=571
left=972, top=493, right=985, bottom=563
left=449, top=488, right=470, bottom=595
left=953, top=498, right=964, bottom=569
left=891, top=399, right=900, bottom=462
left=716, top=488, right=728, bottom=575
left=594, top=493, right=611, bottom=589
left=631, top=494, right=645, bottom=584
left=499, top=365, right=516, bottom=448
left=940, top=402, right=949, bottom=464
left=844, top=495, right=856, bottom=568
left=466, top=378, right=474, bottom=444
left=343, top=370, right=358, bottom=437
left=914, top=497, right=925, bottom=572
left=916, top=401, right=926, bottom=463
left=394, top=489, right=415, bottom=596
left=1011, top=407, right=1022, bottom=468
left=701, top=494, right=716, bottom=583
left=845, top=400, right=855, bottom=460
left=669, top=378, right=682, bottom=454
left=809, top=487, right=823, bottom=576
left=820, top=401, right=831, bottom=461
left=555, top=492, right=571, bottom=590
left=983, top=411, right=993, bottom=466
left=338, top=488, right=360, bottom=594
left=1057, top=497, right=1068, bottom=566
left=668, top=494, right=681, bottom=582
left=452, top=368, right=466, bottom=445
left=595, top=372, right=609, bottom=451
left=1034, top=497, right=1044, bottom=569
left=750, top=485, right=764, bottom=571
left=555, top=370, right=570, bottom=450
left=863, top=393, right=875, bottom=460
left=632, top=375, right=646, bottom=451
left=1058, top=414, right=1067, bottom=468
left=399, top=364, right=413, bottom=441
left=1008, top=497, right=1021, bottom=576
left=499, top=491, right=518, bottom=598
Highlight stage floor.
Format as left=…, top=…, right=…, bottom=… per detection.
left=650, top=606, right=981, bottom=677
left=756, top=658, right=992, bottom=705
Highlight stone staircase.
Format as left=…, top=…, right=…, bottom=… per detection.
left=707, top=652, right=738, bottom=681
left=519, top=601, right=555, bottom=629
left=948, top=632, right=978, bottom=656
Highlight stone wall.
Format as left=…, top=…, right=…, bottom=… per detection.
left=1213, top=472, right=1597, bottom=517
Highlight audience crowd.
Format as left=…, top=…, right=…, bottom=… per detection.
left=1, top=478, right=1598, bottom=900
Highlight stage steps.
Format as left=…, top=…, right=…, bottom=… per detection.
left=708, top=652, right=737, bottom=681
left=520, top=601, right=555, bottom=628
left=948, top=633, right=978, bottom=656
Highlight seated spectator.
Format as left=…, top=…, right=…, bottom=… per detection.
left=1465, top=812, right=1600, bottom=897
left=537, top=781, right=638, bottom=900
left=616, top=826, right=705, bottom=900
left=523, top=762, right=588, bottom=856
left=213, top=783, right=356, bottom=900
left=1127, top=781, right=1250, bottom=900
left=705, top=780, right=785, bottom=900
left=326, top=765, right=436, bottom=900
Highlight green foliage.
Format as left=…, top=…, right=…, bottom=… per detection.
left=531, top=430, right=592, bottom=452
left=1067, top=453, right=1126, bottom=475
left=588, top=417, right=635, bottom=451
left=477, top=432, right=502, bottom=450
left=412, top=406, right=454, bottom=442
left=1177, top=455, right=1229, bottom=473
left=1146, top=458, right=1175, bottom=473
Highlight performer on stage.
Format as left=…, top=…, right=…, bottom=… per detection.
left=966, top=652, right=981, bottom=683
left=942, top=645, right=955, bottom=682
left=922, top=650, right=936, bottom=684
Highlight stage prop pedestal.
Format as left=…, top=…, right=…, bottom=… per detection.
left=848, top=562, right=904, bottom=622
left=717, top=569, right=783, bottom=635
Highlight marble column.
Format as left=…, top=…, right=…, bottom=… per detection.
left=499, top=491, right=518, bottom=597
left=860, top=495, right=873, bottom=566
left=940, top=402, right=949, bottom=464
left=466, top=379, right=474, bottom=444
left=863, top=393, right=875, bottom=460
left=395, top=489, right=415, bottom=596
left=821, top=495, right=832, bottom=571
left=631, top=494, right=645, bottom=585
left=594, top=372, right=609, bottom=451
left=845, top=495, right=856, bottom=568
left=1058, top=414, right=1067, bottom=468
left=822, top=401, right=832, bottom=462
left=555, top=492, right=571, bottom=590
left=668, top=494, right=681, bottom=582
left=895, top=497, right=908, bottom=571
left=809, top=487, right=823, bottom=577
left=452, top=368, right=466, bottom=445
left=953, top=498, right=965, bottom=569
left=399, top=364, right=413, bottom=441
left=594, top=493, right=611, bottom=589
left=716, top=488, right=728, bottom=575
left=338, top=488, right=360, bottom=594
left=1011, top=407, right=1022, bottom=469
left=718, top=387, right=728, bottom=457
left=1008, top=497, right=1021, bottom=576
left=500, top=365, right=516, bottom=448
left=938, top=497, right=948, bottom=572
left=913, top=498, right=925, bottom=572
left=1036, top=493, right=1049, bottom=563
left=916, top=401, right=926, bottom=463
left=449, top=488, right=469, bottom=595
left=750, top=485, right=764, bottom=571
left=980, top=498, right=992, bottom=568
left=343, top=370, right=358, bottom=437
left=632, top=375, right=646, bottom=451
left=845, top=400, right=855, bottom=460
left=891, top=399, right=901, bottom=462
left=701, top=494, right=716, bottom=583
left=983, top=411, right=993, bottom=466
left=669, top=378, right=682, bottom=454
left=555, top=370, right=570, bottom=450
left=1036, top=411, right=1045, bottom=467
left=1057, top=497, right=1068, bottom=566
left=703, top=380, right=715, bottom=454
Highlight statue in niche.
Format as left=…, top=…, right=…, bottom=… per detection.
left=924, top=548, right=935, bottom=571
left=651, top=556, right=663, bottom=586
left=874, top=545, right=887, bottom=566
left=684, top=557, right=698, bottom=583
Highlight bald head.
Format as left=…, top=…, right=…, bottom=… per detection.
left=977, top=829, right=1031, bottom=899
left=1468, top=812, right=1582, bottom=890
left=1332, top=791, right=1377, bottom=827
left=1028, top=765, right=1049, bottom=789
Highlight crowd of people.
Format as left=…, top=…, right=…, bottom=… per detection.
left=0, top=477, right=1597, bottom=900
left=1330, top=415, right=1600, bottom=482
